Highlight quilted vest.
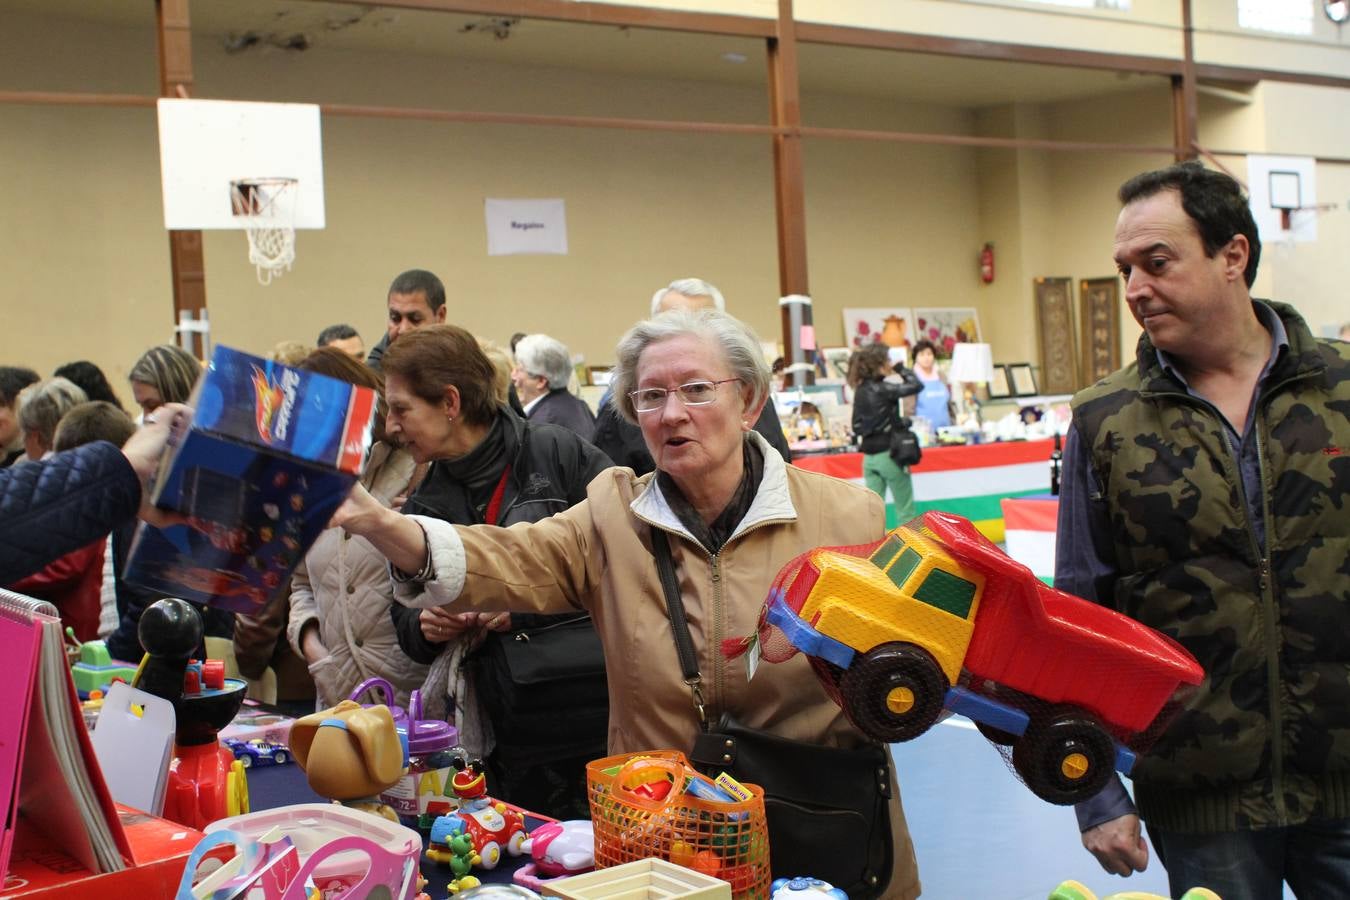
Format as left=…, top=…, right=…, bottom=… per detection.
left=1071, top=301, right=1350, bottom=832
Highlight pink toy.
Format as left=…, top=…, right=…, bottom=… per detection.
left=513, top=820, right=595, bottom=889
left=206, top=802, right=423, bottom=898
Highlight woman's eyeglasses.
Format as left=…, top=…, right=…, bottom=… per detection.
left=629, top=379, right=738, bottom=412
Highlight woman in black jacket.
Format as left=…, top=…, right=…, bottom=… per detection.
left=848, top=343, right=923, bottom=523
left=380, top=324, right=612, bottom=819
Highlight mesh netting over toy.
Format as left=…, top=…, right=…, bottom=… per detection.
left=229, top=178, right=298, bottom=286
left=735, top=511, right=1204, bottom=806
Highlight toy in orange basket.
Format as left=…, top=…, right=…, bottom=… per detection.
left=134, top=597, right=251, bottom=829
left=288, top=699, right=408, bottom=822
left=1049, top=881, right=1221, bottom=900
left=425, top=756, right=529, bottom=872
left=586, top=750, right=770, bottom=899
left=733, top=510, right=1205, bottom=805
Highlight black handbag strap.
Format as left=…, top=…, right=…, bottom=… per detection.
left=651, top=528, right=708, bottom=729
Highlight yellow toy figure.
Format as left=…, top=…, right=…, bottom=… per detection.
left=1050, top=882, right=1221, bottom=900
left=289, top=699, right=407, bottom=822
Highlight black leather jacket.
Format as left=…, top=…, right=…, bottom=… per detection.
left=851, top=370, right=922, bottom=454
left=390, top=409, right=612, bottom=661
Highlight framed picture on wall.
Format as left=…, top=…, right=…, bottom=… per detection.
left=987, top=364, right=1013, bottom=400
left=841, top=308, right=915, bottom=353
left=1033, top=276, right=1078, bottom=395
left=912, top=307, right=981, bottom=359
left=1007, top=362, right=1039, bottom=397
left=1079, top=277, right=1123, bottom=385
left=820, top=346, right=852, bottom=380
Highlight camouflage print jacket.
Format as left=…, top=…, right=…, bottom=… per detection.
left=1071, top=301, right=1350, bottom=833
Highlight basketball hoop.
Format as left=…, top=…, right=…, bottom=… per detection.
left=230, top=177, right=298, bottom=285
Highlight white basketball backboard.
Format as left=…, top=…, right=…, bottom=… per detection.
left=158, top=98, right=326, bottom=230
left=1247, top=154, right=1317, bottom=244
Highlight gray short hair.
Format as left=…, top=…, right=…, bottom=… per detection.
left=649, top=278, right=727, bottom=315
left=18, top=377, right=89, bottom=452
left=613, top=309, right=770, bottom=424
left=514, top=333, right=574, bottom=390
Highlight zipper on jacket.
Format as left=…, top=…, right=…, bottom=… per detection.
left=1144, top=385, right=1289, bottom=822
left=706, top=517, right=796, bottom=723
left=1252, top=403, right=1287, bottom=824
left=710, top=554, right=725, bottom=721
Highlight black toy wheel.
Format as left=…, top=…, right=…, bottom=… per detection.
left=1012, top=709, right=1115, bottom=805
left=840, top=643, right=948, bottom=743
left=273, top=750, right=288, bottom=765
left=238, top=754, right=252, bottom=769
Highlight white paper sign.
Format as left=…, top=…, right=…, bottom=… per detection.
left=484, top=198, right=569, bottom=256
left=1246, top=155, right=1318, bottom=244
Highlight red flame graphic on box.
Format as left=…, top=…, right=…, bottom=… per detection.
left=250, top=365, right=284, bottom=444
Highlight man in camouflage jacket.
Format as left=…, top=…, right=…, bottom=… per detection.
left=1055, top=161, right=1350, bottom=899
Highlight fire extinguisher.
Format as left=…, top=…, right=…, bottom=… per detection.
left=980, top=242, right=995, bottom=284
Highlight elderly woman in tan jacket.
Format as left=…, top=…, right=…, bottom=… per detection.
left=336, top=309, right=920, bottom=898
left=287, top=347, right=428, bottom=708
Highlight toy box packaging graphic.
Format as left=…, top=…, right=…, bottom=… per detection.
left=124, top=345, right=376, bottom=614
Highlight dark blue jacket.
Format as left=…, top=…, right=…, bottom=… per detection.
left=0, top=442, right=140, bottom=584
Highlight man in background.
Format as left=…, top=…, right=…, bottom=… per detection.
left=317, top=323, right=365, bottom=360
left=364, top=269, right=447, bottom=371
left=512, top=333, right=596, bottom=441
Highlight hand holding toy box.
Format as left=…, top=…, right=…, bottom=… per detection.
left=125, top=346, right=377, bottom=614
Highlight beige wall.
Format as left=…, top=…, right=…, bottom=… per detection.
left=3, top=6, right=1349, bottom=400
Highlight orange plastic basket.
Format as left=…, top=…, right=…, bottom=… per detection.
left=586, top=750, right=771, bottom=900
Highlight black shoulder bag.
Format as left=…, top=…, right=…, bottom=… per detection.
left=651, top=529, right=894, bottom=899
left=888, top=416, right=922, bottom=468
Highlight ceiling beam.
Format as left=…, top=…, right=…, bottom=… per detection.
left=794, top=21, right=1183, bottom=77
left=293, top=0, right=774, bottom=38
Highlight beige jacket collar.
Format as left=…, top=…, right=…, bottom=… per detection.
left=628, top=431, right=797, bottom=547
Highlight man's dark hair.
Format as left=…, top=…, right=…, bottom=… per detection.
left=54, top=360, right=123, bottom=408
left=316, top=323, right=360, bottom=346
left=0, top=366, right=40, bottom=407
left=388, top=269, right=446, bottom=312
left=1118, top=161, right=1261, bottom=287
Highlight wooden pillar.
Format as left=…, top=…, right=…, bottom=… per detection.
left=1171, top=0, right=1199, bottom=162
left=156, top=0, right=207, bottom=357
left=767, top=0, right=814, bottom=386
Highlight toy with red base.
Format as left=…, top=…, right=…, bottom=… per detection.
left=135, top=598, right=251, bottom=830
left=739, top=511, right=1204, bottom=805
left=428, top=757, right=528, bottom=871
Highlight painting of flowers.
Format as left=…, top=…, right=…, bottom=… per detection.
left=841, top=308, right=914, bottom=359
left=913, top=307, right=982, bottom=359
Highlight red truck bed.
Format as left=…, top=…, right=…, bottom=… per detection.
left=923, top=512, right=1203, bottom=735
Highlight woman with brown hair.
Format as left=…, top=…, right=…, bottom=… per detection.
left=378, top=324, right=613, bottom=819
left=284, top=347, right=428, bottom=708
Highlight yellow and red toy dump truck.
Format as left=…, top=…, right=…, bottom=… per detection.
left=739, top=511, right=1204, bottom=805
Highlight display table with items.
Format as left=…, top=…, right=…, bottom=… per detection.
left=792, top=437, right=1056, bottom=539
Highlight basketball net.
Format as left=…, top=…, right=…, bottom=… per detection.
left=230, top=178, right=298, bottom=286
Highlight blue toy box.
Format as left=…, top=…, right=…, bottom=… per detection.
left=124, top=345, right=377, bottom=613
